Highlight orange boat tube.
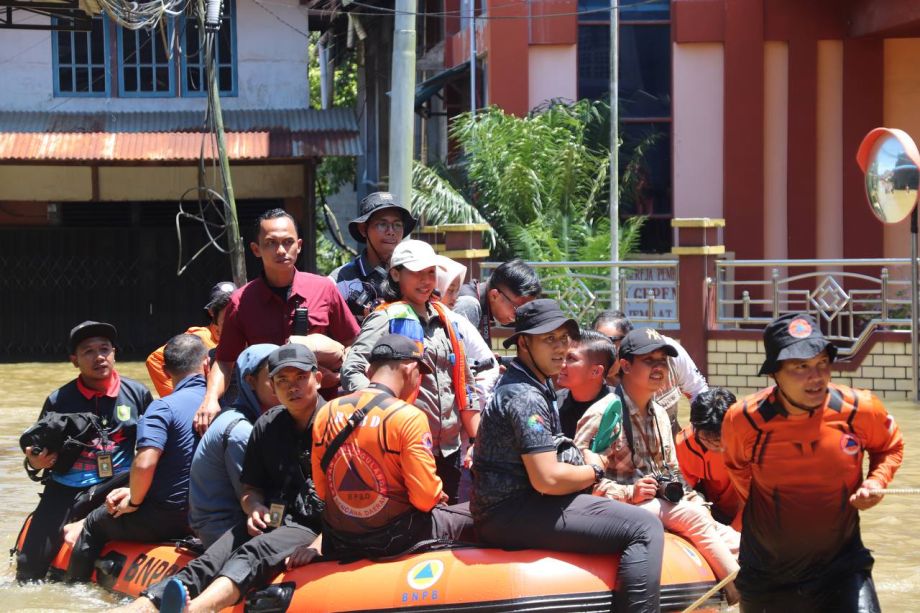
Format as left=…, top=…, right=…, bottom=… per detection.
left=16, top=516, right=723, bottom=611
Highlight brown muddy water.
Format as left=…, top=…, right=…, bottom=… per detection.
left=0, top=362, right=917, bottom=611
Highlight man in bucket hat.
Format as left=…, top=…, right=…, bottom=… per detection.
left=330, top=192, right=419, bottom=322
left=471, top=299, right=664, bottom=613
left=723, top=313, right=904, bottom=612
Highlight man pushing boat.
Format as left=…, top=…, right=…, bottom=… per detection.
left=722, top=313, right=904, bottom=612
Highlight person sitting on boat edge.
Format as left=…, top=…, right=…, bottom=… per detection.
left=341, top=240, right=480, bottom=504
left=65, top=334, right=208, bottom=582
left=674, top=388, right=742, bottom=529
left=722, top=313, right=903, bottom=612
left=195, top=208, right=360, bottom=435
left=556, top=329, right=618, bottom=439
left=15, top=321, right=153, bottom=582
left=453, top=258, right=542, bottom=348
left=471, top=299, right=664, bottom=613
left=329, top=191, right=418, bottom=323
left=187, top=343, right=279, bottom=549
left=313, top=334, right=475, bottom=560
left=120, top=343, right=324, bottom=613
left=145, top=281, right=236, bottom=398
left=593, top=311, right=708, bottom=437
left=573, top=328, right=740, bottom=605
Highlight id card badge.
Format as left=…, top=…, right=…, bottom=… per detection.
left=96, top=453, right=114, bottom=478
left=268, top=502, right=285, bottom=529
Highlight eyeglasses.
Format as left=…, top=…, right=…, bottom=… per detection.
left=371, top=220, right=405, bottom=233
left=608, top=335, right=624, bottom=344
left=497, top=288, right=527, bottom=308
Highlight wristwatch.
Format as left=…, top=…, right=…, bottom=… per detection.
left=127, top=499, right=142, bottom=508
left=468, top=437, right=476, bottom=444
left=590, top=463, right=604, bottom=483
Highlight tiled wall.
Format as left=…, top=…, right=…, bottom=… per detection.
left=707, top=338, right=914, bottom=400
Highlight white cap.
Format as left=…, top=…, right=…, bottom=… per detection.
left=390, top=239, right=441, bottom=272
left=435, top=255, right=467, bottom=296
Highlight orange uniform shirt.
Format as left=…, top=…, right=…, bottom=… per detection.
left=311, top=386, right=443, bottom=536
left=723, top=384, right=903, bottom=586
left=674, top=426, right=741, bottom=526
left=145, top=325, right=218, bottom=397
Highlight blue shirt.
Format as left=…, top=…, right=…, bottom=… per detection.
left=188, top=408, right=253, bottom=548
left=135, top=374, right=206, bottom=510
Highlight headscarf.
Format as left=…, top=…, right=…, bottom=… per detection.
left=231, top=343, right=278, bottom=422
left=435, top=255, right=467, bottom=302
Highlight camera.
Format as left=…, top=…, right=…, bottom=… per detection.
left=346, top=282, right=379, bottom=319
left=654, top=474, right=684, bottom=503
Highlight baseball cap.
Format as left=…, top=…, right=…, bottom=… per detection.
left=503, top=299, right=580, bottom=348
left=348, top=192, right=418, bottom=243
left=618, top=328, right=679, bottom=359
left=68, top=321, right=118, bottom=354
left=390, top=239, right=442, bottom=272
left=369, top=334, right=433, bottom=374
left=267, top=343, right=318, bottom=377
left=758, top=313, right=837, bottom=375
left=204, top=281, right=236, bottom=313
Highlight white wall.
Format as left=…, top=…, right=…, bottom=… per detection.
left=672, top=43, right=724, bottom=219
left=0, top=0, right=309, bottom=112
left=527, top=45, right=577, bottom=110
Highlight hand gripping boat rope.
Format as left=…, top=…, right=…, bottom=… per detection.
left=867, top=488, right=920, bottom=496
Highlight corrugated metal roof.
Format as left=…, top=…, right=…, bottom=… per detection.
left=0, top=131, right=362, bottom=161
left=0, top=108, right=359, bottom=134
left=0, top=108, right=362, bottom=161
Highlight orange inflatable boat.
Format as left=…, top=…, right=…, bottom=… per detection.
left=15, top=516, right=724, bottom=611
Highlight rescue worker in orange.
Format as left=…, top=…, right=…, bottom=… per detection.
left=145, top=281, right=235, bottom=397
left=723, top=313, right=903, bottom=612
left=312, top=334, right=474, bottom=559
left=674, top=387, right=742, bottom=529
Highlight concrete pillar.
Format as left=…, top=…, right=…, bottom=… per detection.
left=671, top=217, right=725, bottom=372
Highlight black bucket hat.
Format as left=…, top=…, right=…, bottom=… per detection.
left=348, top=192, right=418, bottom=243
left=68, top=321, right=118, bottom=354
left=503, top=299, right=580, bottom=348
left=758, top=313, right=838, bottom=375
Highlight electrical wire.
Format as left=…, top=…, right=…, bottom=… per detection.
left=310, top=0, right=669, bottom=20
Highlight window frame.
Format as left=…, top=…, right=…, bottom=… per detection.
left=116, top=18, right=178, bottom=98
left=51, top=15, right=112, bottom=98
left=180, top=0, right=239, bottom=97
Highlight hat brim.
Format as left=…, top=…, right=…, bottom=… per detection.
left=69, top=323, right=118, bottom=354
left=758, top=338, right=837, bottom=375
left=269, top=360, right=317, bottom=378
left=621, top=342, right=679, bottom=359
left=348, top=207, right=418, bottom=243
left=503, top=317, right=579, bottom=349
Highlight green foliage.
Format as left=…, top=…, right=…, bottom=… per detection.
left=411, top=100, right=649, bottom=263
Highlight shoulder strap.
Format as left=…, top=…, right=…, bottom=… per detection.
left=221, top=417, right=247, bottom=452
left=320, top=392, right=394, bottom=474
left=614, top=385, right=636, bottom=453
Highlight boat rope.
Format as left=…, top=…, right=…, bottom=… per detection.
left=681, top=568, right=738, bottom=613
left=867, top=488, right=920, bottom=496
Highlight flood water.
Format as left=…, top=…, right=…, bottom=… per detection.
left=0, top=362, right=917, bottom=611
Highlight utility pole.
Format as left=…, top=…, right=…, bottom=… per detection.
left=609, top=0, right=620, bottom=309
left=469, top=0, right=476, bottom=117
left=198, top=0, right=246, bottom=286
left=389, top=0, right=418, bottom=206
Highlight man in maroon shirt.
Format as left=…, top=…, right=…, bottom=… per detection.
left=195, top=209, right=359, bottom=434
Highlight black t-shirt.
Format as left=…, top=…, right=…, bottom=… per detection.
left=240, top=405, right=323, bottom=532
left=470, top=359, right=560, bottom=522
left=556, top=384, right=616, bottom=439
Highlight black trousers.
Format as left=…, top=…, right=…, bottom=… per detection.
left=435, top=450, right=462, bottom=505
left=66, top=501, right=190, bottom=582
left=16, top=477, right=124, bottom=581
left=740, top=570, right=881, bottom=613
left=476, top=492, right=664, bottom=613
left=143, top=521, right=318, bottom=606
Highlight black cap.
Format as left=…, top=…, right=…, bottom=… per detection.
left=503, top=299, right=579, bottom=349
left=348, top=191, right=418, bottom=243
left=204, top=281, right=237, bottom=313
left=759, top=313, right=837, bottom=375
left=369, top=334, right=433, bottom=374
left=267, top=343, right=318, bottom=377
left=68, top=321, right=118, bottom=354
left=618, top=328, right=679, bottom=359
